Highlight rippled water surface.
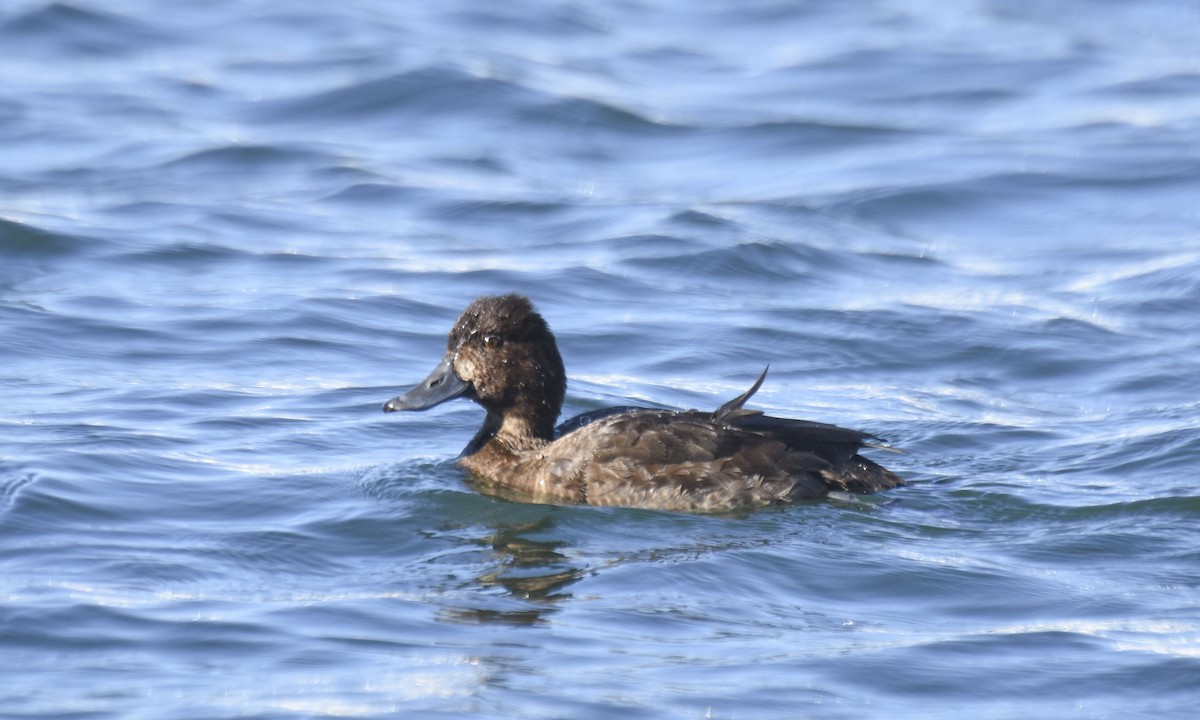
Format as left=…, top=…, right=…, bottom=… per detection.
left=3, top=1, right=1199, bottom=718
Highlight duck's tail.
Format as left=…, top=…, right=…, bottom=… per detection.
left=824, top=455, right=906, bottom=493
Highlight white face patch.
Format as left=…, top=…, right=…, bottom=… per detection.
left=452, top=351, right=481, bottom=389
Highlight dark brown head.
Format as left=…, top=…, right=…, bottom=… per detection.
left=383, top=294, right=566, bottom=440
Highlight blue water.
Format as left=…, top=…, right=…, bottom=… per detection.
left=3, top=0, right=1199, bottom=717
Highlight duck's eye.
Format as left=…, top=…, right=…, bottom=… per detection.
left=481, top=334, right=503, bottom=350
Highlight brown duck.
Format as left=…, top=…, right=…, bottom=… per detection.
left=383, top=294, right=903, bottom=513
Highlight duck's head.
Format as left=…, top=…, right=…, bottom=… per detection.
left=383, top=294, right=566, bottom=439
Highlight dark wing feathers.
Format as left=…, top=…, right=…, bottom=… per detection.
left=561, top=412, right=830, bottom=511
left=550, top=368, right=903, bottom=510
left=725, top=414, right=873, bottom=465
left=554, top=406, right=644, bottom=438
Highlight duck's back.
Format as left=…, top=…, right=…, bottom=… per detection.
left=545, top=408, right=901, bottom=513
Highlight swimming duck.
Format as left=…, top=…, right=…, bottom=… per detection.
left=383, top=294, right=903, bottom=512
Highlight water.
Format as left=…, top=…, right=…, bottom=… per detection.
left=2, top=0, right=1199, bottom=717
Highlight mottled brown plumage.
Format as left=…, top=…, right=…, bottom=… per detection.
left=383, top=294, right=903, bottom=513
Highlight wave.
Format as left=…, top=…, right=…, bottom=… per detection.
left=0, top=217, right=102, bottom=259
left=252, top=65, right=543, bottom=124
left=0, top=2, right=175, bottom=57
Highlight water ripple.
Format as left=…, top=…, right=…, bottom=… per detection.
left=3, top=0, right=1199, bottom=718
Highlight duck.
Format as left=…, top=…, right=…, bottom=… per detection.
left=382, top=294, right=903, bottom=513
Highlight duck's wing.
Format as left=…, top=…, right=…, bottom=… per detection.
left=713, top=367, right=900, bottom=450
left=548, top=409, right=832, bottom=511
left=725, top=413, right=904, bottom=493
left=557, top=366, right=776, bottom=436
left=711, top=367, right=904, bottom=492
left=546, top=371, right=903, bottom=510
left=726, top=414, right=881, bottom=463
left=554, top=406, right=645, bottom=438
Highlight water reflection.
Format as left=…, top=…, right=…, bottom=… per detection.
left=443, top=515, right=586, bottom=625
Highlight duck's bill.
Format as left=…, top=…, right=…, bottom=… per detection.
left=383, top=355, right=470, bottom=412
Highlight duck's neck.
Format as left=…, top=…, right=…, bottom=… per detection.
left=465, top=407, right=555, bottom=456
left=498, top=412, right=555, bottom=450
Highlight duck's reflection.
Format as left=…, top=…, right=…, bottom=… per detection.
left=442, top=515, right=585, bottom=625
